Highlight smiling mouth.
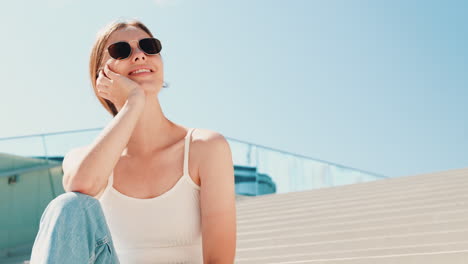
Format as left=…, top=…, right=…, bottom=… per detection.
left=128, top=69, right=154, bottom=76
left=130, top=71, right=153, bottom=77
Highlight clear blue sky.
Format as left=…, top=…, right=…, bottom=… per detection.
left=0, top=0, right=467, bottom=178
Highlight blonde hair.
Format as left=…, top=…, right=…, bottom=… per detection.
left=89, top=18, right=166, bottom=117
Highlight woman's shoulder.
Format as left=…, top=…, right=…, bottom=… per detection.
left=190, top=128, right=230, bottom=160
left=191, top=127, right=228, bottom=145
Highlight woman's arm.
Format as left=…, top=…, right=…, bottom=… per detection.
left=199, top=132, right=237, bottom=264
left=63, top=94, right=145, bottom=197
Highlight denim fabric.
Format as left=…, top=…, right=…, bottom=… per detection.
left=30, top=191, right=120, bottom=264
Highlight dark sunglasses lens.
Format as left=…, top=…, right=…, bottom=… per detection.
left=108, top=42, right=131, bottom=59
left=139, top=38, right=162, bottom=54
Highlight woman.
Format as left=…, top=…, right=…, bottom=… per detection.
left=29, top=18, right=237, bottom=264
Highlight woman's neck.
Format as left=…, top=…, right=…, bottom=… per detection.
left=123, top=96, right=182, bottom=158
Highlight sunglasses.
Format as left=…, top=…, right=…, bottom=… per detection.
left=106, top=37, right=162, bottom=60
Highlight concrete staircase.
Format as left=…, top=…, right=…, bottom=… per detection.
left=234, top=167, right=468, bottom=263
left=3, top=167, right=467, bottom=263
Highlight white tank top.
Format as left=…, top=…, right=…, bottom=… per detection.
left=98, top=128, right=203, bottom=263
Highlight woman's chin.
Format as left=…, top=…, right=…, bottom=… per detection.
left=140, top=82, right=163, bottom=95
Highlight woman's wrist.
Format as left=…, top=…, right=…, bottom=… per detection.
left=126, top=92, right=146, bottom=110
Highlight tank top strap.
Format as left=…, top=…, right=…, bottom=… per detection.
left=108, top=170, right=114, bottom=187
left=183, top=128, right=196, bottom=176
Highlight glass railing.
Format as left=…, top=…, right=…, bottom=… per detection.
left=0, top=127, right=388, bottom=195
left=228, top=138, right=388, bottom=194
left=0, top=127, right=390, bottom=256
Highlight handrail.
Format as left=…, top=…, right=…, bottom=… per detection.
left=0, top=127, right=387, bottom=179
left=225, top=136, right=387, bottom=179
left=0, top=127, right=103, bottom=141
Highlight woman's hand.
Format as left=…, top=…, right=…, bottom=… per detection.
left=96, top=60, right=146, bottom=110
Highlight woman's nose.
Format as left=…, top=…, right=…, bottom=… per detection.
left=132, top=46, right=146, bottom=61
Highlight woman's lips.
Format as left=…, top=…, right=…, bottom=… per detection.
left=129, top=71, right=153, bottom=76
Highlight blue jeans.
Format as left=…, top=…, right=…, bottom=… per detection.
left=30, top=191, right=120, bottom=264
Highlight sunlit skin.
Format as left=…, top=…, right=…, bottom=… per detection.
left=102, top=27, right=164, bottom=98
left=98, top=26, right=237, bottom=263
left=100, top=26, right=174, bottom=157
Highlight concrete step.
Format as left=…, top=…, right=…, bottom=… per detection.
left=238, top=217, right=468, bottom=241
left=237, top=192, right=468, bottom=223
left=237, top=170, right=468, bottom=208
left=236, top=242, right=468, bottom=263
left=238, top=229, right=468, bottom=257
left=237, top=179, right=468, bottom=212
left=234, top=167, right=468, bottom=263
left=238, top=210, right=468, bottom=238
left=238, top=204, right=468, bottom=232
